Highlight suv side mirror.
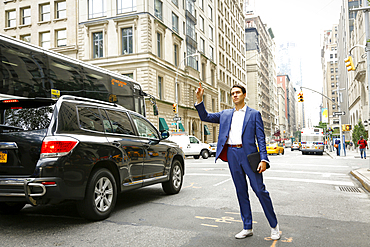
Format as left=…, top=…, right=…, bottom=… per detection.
left=160, top=130, right=169, bottom=139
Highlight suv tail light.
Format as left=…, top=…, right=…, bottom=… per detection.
left=40, top=136, right=79, bottom=158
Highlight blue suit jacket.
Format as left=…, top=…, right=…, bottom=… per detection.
left=195, top=102, right=269, bottom=163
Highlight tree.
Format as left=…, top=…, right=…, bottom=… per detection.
left=352, top=120, right=368, bottom=147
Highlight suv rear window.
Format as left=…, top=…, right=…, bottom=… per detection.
left=1, top=99, right=55, bottom=132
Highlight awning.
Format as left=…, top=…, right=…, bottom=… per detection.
left=159, top=117, right=169, bottom=131
left=178, top=122, right=185, bottom=131
left=204, top=125, right=210, bottom=135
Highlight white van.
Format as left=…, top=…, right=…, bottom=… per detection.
left=168, top=133, right=212, bottom=159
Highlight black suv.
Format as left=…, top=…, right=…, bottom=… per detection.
left=0, top=96, right=185, bottom=220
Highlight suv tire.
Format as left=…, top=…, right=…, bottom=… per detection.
left=0, top=202, right=25, bottom=214
left=201, top=150, right=209, bottom=159
left=162, top=160, right=183, bottom=195
left=77, top=168, right=117, bottom=221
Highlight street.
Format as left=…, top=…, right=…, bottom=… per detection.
left=1, top=150, right=370, bottom=247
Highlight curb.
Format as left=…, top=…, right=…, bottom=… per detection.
left=351, top=169, right=370, bottom=193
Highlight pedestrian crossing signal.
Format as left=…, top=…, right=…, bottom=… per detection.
left=342, top=124, right=352, bottom=131
left=298, top=91, right=304, bottom=102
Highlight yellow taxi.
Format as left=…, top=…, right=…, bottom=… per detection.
left=266, top=143, right=284, bottom=155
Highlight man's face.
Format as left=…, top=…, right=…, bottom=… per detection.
left=231, top=87, right=246, bottom=105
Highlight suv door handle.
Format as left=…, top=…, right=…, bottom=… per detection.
left=112, top=141, right=121, bottom=147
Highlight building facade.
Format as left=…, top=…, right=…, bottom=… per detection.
left=245, top=15, right=276, bottom=137
left=321, top=26, right=340, bottom=129
left=1, top=0, right=78, bottom=58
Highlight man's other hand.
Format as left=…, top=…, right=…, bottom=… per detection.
left=257, top=161, right=267, bottom=173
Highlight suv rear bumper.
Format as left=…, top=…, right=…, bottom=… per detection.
left=0, top=177, right=82, bottom=205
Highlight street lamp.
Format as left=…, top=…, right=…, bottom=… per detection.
left=174, top=52, right=200, bottom=132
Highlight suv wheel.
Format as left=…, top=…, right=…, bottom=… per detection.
left=0, top=202, right=25, bottom=214
left=162, top=160, right=183, bottom=195
left=201, top=150, right=209, bottom=159
left=77, top=168, right=117, bottom=221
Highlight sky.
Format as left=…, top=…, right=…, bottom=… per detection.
left=252, top=0, right=343, bottom=126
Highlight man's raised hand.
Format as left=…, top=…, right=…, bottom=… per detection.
left=196, top=82, right=204, bottom=104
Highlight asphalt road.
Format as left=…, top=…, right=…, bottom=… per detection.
left=1, top=150, right=370, bottom=246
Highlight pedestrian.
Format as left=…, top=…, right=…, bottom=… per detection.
left=357, top=136, right=368, bottom=159
left=194, top=83, right=280, bottom=240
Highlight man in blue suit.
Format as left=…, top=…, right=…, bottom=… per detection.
left=195, top=83, right=280, bottom=240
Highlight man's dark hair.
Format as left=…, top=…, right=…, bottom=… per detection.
left=231, top=84, right=246, bottom=94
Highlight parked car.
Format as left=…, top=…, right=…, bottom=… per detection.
left=0, top=96, right=185, bottom=220
left=291, top=142, right=301, bottom=151
left=267, top=143, right=284, bottom=155
left=168, top=134, right=212, bottom=159
left=209, top=143, right=217, bottom=157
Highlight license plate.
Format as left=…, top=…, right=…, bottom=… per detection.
left=0, top=151, right=8, bottom=163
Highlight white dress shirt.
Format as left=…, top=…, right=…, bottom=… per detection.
left=227, top=105, right=246, bottom=145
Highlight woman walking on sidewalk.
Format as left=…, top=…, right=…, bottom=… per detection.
left=357, top=136, right=368, bottom=159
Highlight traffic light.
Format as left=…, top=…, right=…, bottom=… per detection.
left=172, top=103, right=178, bottom=113
left=342, top=124, right=352, bottom=131
left=298, top=91, right=304, bottom=102
left=344, top=56, right=355, bottom=71
left=153, top=104, right=158, bottom=116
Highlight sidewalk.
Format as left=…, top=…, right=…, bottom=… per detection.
left=325, top=148, right=370, bottom=192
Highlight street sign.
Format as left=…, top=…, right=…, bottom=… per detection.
left=333, top=111, right=345, bottom=116
left=173, top=117, right=182, bottom=121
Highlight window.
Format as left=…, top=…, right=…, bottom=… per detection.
left=331, top=75, right=334, bottom=80
left=209, top=46, right=214, bottom=61
left=155, top=0, right=163, bottom=20
left=118, top=0, right=136, bottom=14
left=212, top=98, right=215, bottom=112
left=208, top=5, right=213, bottom=21
left=78, top=107, right=104, bottom=132
left=40, top=4, right=50, bottom=22
left=6, top=10, right=16, bottom=28
left=331, top=83, right=335, bottom=87
left=199, top=16, right=204, bottom=32
left=158, top=76, right=163, bottom=100
left=93, top=32, right=103, bottom=58
left=330, top=68, right=334, bottom=73
left=122, top=27, right=133, bottom=54
left=332, top=105, right=336, bottom=109
left=202, top=63, right=206, bottom=81
left=20, top=34, right=31, bottom=43
left=199, top=38, right=204, bottom=53
left=199, top=0, right=204, bottom=10
left=174, top=44, right=178, bottom=67
left=123, top=73, right=134, bottom=79
left=21, top=7, right=31, bottom=25
left=56, top=1, right=66, bottom=19
left=40, top=32, right=51, bottom=49
left=131, top=114, right=159, bottom=139
left=56, top=29, right=67, bottom=47
left=172, top=0, right=178, bottom=7
left=89, top=0, right=106, bottom=19
left=157, top=32, right=162, bottom=58
left=209, top=26, right=213, bottom=40
left=104, top=110, right=135, bottom=135
left=172, top=13, right=179, bottom=33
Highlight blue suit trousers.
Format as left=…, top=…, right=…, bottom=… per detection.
left=227, top=146, right=278, bottom=230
